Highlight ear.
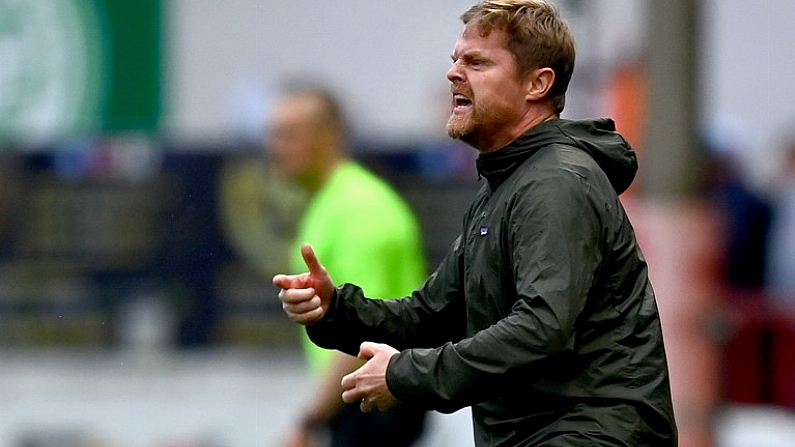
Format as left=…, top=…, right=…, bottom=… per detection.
left=525, top=67, right=556, bottom=101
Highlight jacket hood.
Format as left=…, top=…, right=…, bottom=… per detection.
left=476, top=118, right=638, bottom=194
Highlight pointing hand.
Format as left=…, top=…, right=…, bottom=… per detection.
left=273, top=244, right=335, bottom=325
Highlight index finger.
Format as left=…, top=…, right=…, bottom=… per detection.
left=301, top=243, right=324, bottom=276
left=272, top=273, right=307, bottom=290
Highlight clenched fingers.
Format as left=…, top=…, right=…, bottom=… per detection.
left=341, top=376, right=363, bottom=406
left=278, top=287, right=323, bottom=324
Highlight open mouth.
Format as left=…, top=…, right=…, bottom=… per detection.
left=452, top=94, right=473, bottom=113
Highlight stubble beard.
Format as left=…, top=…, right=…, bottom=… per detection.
left=447, top=82, right=477, bottom=143
left=447, top=106, right=493, bottom=150
left=446, top=112, right=472, bottom=141
left=448, top=96, right=526, bottom=152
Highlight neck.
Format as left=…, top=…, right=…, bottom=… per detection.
left=477, top=110, right=558, bottom=154
left=301, top=153, right=345, bottom=194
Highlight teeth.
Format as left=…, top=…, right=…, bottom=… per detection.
left=453, top=94, right=471, bottom=108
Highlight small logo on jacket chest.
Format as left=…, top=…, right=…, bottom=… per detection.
left=479, top=226, right=489, bottom=236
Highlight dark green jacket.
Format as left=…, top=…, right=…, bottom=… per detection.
left=307, top=118, right=677, bottom=447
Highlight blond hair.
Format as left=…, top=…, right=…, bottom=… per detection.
left=461, top=0, right=576, bottom=113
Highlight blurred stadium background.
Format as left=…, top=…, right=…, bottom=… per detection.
left=1, top=1, right=795, bottom=446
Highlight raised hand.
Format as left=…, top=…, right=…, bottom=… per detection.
left=273, top=244, right=336, bottom=325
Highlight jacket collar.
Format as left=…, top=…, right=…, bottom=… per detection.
left=476, top=119, right=568, bottom=190
left=475, top=118, right=638, bottom=193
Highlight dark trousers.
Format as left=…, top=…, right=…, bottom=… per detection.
left=329, top=403, right=426, bottom=447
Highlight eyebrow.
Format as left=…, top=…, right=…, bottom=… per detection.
left=451, top=51, right=485, bottom=62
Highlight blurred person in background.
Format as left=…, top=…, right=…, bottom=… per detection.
left=766, top=134, right=795, bottom=307
left=702, top=115, right=772, bottom=294
left=269, top=85, right=428, bottom=447
left=274, top=1, right=677, bottom=446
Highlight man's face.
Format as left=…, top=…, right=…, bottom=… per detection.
left=268, top=96, right=324, bottom=180
left=446, top=26, right=529, bottom=152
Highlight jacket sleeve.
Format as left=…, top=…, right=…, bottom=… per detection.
left=306, top=236, right=468, bottom=356
left=386, top=171, right=607, bottom=413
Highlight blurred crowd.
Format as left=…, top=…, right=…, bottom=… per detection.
left=702, top=116, right=795, bottom=417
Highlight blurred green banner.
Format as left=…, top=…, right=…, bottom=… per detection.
left=0, top=0, right=161, bottom=143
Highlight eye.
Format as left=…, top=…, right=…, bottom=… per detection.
left=451, top=54, right=487, bottom=68
left=469, top=58, right=487, bottom=68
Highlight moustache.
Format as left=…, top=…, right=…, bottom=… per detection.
left=450, top=83, right=473, bottom=98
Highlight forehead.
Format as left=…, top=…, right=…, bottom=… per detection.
left=273, top=95, right=321, bottom=124
left=452, top=25, right=510, bottom=57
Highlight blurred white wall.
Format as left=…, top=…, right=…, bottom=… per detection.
left=164, top=0, right=475, bottom=146
left=701, top=0, right=795, bottom=188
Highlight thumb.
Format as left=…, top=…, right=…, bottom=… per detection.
left=301, top=243, right=325, bottom=276
left=357, top=341, right=378, bottom=360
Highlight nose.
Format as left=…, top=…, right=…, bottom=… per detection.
left=447, top=63, right=463, bottom=83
